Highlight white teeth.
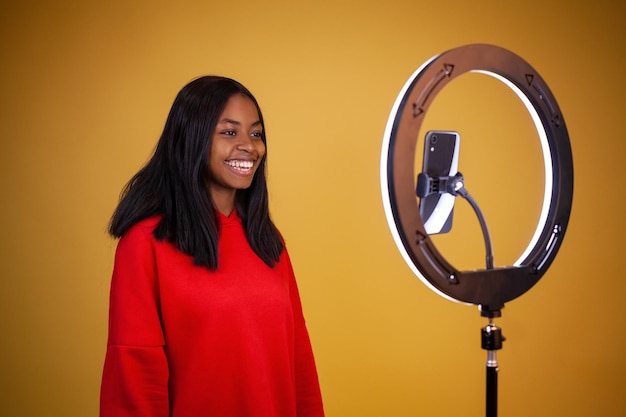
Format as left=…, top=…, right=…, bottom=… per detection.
left=226, top=160, right=253, bottom=170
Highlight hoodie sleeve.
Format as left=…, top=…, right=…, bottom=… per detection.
left=100, top=220, right=170, bottom=417
left=283, top=250, right=325, bottom=417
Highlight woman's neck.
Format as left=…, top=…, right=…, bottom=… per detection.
left=210, top=186, right=236, bottom=216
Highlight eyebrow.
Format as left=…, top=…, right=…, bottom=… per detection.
left=219, top=118, right=262, bottom=127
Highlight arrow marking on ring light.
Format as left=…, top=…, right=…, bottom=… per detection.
left=412, top=63, right=455, bottom=117
left=526, top=73, right=561, bottom=127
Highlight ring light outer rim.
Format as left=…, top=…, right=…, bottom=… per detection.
left=380, top=44, right=574, bottom=309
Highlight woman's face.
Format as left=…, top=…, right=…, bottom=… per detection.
left=208, top=93, right=266, bottom=198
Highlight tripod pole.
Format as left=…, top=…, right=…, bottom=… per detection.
left=482, top=319, right=504, bottom=417
left=486, top=345, right=498, bottom=417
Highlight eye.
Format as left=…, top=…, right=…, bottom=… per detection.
left=251, top=131, right=263, bottom=138
left=221, top=130, right=236, bottom=136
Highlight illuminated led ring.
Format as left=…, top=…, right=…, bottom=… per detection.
left=380, top=44, right=573, bottom=311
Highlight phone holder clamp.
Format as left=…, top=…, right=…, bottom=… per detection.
left=416, top=172, right=465, bottom=199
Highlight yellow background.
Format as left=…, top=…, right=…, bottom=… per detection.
left=1, top=1, right=624, bottom=416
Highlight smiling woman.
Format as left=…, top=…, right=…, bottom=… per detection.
left=101, top=76, right=325, bottom=417
left=209, top=94, right=266, bottom=215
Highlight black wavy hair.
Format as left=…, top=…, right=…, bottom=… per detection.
left=109, top=75, right=284, bottom=270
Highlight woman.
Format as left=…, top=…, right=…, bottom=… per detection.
left=100, top=76, right=324, bottom=417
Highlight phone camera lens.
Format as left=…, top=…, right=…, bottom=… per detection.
left=431, top=135, right=438, bottom=144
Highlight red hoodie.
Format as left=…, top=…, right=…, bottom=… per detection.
left=100, top=211, right=324, bottom=417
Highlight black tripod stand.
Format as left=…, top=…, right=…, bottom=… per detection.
left=481, top=308, right=505, bottom=417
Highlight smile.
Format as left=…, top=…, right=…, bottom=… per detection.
left=225, top=159, right=254, bottom=173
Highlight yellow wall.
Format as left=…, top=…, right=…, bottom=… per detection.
left=1, top=1, right=624, bottom=416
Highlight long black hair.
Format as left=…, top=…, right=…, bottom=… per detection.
left=109, top=76, right=284, bottom=270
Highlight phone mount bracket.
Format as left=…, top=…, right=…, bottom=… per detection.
left=416, top=171, right=465, bottom=198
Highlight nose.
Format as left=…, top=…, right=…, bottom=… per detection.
left=236, top=136, right=254, bottom=152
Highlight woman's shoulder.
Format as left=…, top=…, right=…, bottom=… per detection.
left=118, top=216, right=162, bottom=246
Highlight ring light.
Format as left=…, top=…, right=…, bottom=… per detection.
left=380, top=44, right=573, bottom=313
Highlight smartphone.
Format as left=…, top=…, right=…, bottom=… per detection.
left=418, top=130, right=460, bottom=234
